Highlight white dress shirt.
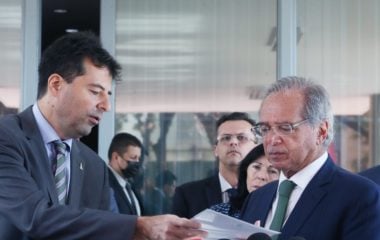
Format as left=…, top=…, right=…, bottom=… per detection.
left=219, top=172, right=235, bottom=203
left=33, top=104, right=72, bottom=195
left=264, top=152, right=328, bottom=228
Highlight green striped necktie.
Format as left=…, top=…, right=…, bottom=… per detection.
left=270, top=180, right=296, bottom=239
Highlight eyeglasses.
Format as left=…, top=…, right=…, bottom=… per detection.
left=216, top=133, right=255, bottom=145
left=252, top=119, right=309, bottom=138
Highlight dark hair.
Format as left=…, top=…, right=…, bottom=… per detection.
left=229, top=144, right=265, bottom=212
left=37, top=31, right=122, bottom=99
left=155, top=170, right=177, bottom=188
left=107, top=133, right=143, bottom=160
left=216, top=112, right=256, bottom=132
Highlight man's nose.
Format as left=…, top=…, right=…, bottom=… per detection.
left=265, top=130, right=282, bottom=145
left=98, top=94, right=111, bottom=112
left=229, top=136, right=239, bottom=145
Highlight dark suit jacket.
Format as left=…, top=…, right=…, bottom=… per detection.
left=359, top=165, right=380, bottom=185
left=240, top=157, right=380, bottom=240
left=108, top=169, right=144, bottom=215
left=0, top=106, right=137, bottom=240
left=171, top=174, right=222, bottom=218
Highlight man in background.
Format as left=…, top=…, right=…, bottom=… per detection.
left=172, top=112, right=257, bottom=218
left=108, top=132, right=144, bottom=215
left=156, top=170, right=177, bottom=213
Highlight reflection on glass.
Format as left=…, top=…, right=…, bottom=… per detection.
left=297, top=0, right=380, bottom=172
left=0, top=0, right=22, bottom=116
left=115, top=0, right=276, bottom=214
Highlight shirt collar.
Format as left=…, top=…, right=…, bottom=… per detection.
left=219, top=172, right=233, bottom=192
left=33, top=103, right=72, bottom=149
left=278, top=152, right=328, bottom=190
left=108, top=165, right=128, bottom=187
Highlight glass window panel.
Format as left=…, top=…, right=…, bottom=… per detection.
left=0, top=0, right=22, bottom=117
left=297, top=0, right=379, bottom=172
left=115, top=0, right=276, bottom=214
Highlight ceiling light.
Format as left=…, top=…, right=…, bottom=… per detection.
left=53, top=9, right=67, bottom=14
left=65, top=29, right=78, bottom=33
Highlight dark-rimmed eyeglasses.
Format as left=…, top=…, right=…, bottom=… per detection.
left=252, top=119, right=309, bottom=138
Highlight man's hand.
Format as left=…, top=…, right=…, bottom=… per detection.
left=134, top=214, right=207, bottom=240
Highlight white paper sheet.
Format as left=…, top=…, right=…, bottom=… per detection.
left=193, top=209, right=279, bottom=240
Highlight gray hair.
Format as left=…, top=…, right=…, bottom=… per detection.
left=261, top=76, right=334, bottom=148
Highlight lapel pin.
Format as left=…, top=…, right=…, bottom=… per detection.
left=80, top=162, right=84, bottom=171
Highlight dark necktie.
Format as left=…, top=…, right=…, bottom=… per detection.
left=125, top=182, right=137, bottom=214
left=270, top=180, right=296, bottom=233
left=222, top=188, right=237, bottom=203
left=52, top=140, right=68, bottom=205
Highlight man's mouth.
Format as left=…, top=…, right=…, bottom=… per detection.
left=89, top=115, right=101, bottom=125
left=227, top=150, right=240, bottom=155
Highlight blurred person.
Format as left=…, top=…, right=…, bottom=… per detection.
left=143, top=170, right=177, bottom=215
left=210, top=144, right=279, bottom=218
left=108, top=132, right=144, bottom=215
left=339, top=117, right=370, bottom=172
left=0, top=31, right=205, bottom=239
left=172, top=112, right=257, bottom=218
left=142, top=177, right=166, bottom=215
left=156, top=170, right=178, bottom=213
left=240, top=76, right=380, bottom=240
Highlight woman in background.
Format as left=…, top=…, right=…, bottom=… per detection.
left=210, top=144, right=279, bottom=218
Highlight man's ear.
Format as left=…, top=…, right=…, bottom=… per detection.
left=111, top=151, right=119, bottom=162
left=47, top=73, right=64, bottom=96
left=213, top=144, right=218, bottom=157
left=317, top=120, right=329, bottom=145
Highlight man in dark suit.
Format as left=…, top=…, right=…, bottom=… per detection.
left=240, top=76, right=380, bottom=240
left=0, top=32, right=205, bottom=239
left=172, top=112, right=257, bottom=218
left=108, top=132, right=144, bottom=215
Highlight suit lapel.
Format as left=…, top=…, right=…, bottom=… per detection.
left=19, top=107, right=58, bottom=204
left=281, top=158, right=335, bottom=237
left=124, top=185, right=137, bottom=214
left=205, top=175, right=222, bottom=205
left=67, top=140, right=84, bottom=207
left=109, top=170, right=136, bottom=214
left=242, top=181, right=277, bottom=225
left=257, top=183, right=277, bottom=225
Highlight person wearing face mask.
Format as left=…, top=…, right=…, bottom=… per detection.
left=108, top=132, right=144, bottom=215
left=210, top=144, right=279, bottom=218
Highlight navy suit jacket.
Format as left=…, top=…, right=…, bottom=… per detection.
left=171, top=174, right=222, bottom=218
left=0, top=106, right=136, bottom=239
left=359, top=165, right=380, bottom=185
left=108, top=169, right=144, bottom=215
left=240, top=157, right=380, bottom=240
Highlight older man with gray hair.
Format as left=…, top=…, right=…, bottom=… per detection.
left=240, top=76, right=380, bottom=240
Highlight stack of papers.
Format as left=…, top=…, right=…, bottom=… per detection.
left=193, top=209, right=279, bottom=240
